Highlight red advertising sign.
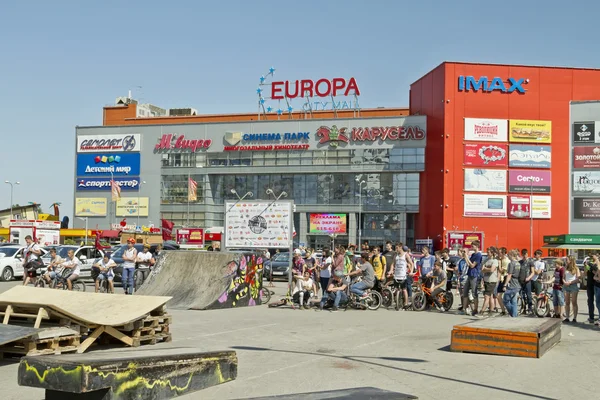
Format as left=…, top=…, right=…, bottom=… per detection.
left=573, top=146, right=600, bottom=169
left=464, top=144, right=508, bottom=166
left=447, top=232, right=484, bottom=251
left=507, top=196, right=531, bottom=218
left=155, top=134, right=212, bottom=153
left=271, top=77, right=360, bottom=100
left=176, top=228, right=204, bottom=245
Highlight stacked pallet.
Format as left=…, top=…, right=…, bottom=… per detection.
left=0, top=287, right=173, bottom=356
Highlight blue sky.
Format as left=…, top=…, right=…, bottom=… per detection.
left=0, top=0, right=598, bottom=228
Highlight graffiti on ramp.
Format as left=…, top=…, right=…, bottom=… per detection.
left=211, top=254, right=264, bottom=309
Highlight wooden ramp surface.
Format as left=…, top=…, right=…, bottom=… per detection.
left=0, top=286, right=171, bottom=327
left=451, top=317, right=561, bottom=358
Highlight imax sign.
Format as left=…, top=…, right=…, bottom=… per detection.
left=458, top=76, right=527, bottom=94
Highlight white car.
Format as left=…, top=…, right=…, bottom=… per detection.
left=0, top=246, right=48, bottom=281
left=40, top=245, right=105, bottom=279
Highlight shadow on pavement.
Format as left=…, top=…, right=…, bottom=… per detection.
left=231, top=346, right=557, bottom=400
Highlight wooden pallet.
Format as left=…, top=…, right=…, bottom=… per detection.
left=0, top=333, right=81, bottom=357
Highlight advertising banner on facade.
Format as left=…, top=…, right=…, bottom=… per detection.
left=224, top=201, right=293, bottom=249
left=447, top=232, right=484, bottom=251
left=75, top=198, right=108, bottom=217
left=76, top=177, right=140, bottom=191
left=573, top=146, right=600, bottom=169
left=507, top=196, right=530, bottom=218
left=463, top=144, right=507, bottom=166
left=509, top=120, right=552, bottom=143
left=464, top=168, right=507, bottom=192
left=509, top=145, right=551, bottom=168
left=76, top=153, right=140, bottom=176
left=573, top=198, right=600, bottom=219
left=573, top=171, right=600, bottom=195
left=309, top=214, right=347, bottom=234
left=573, top=122, right=598, bottom=143
left=531, top=196, right=551, bottom=219
left=176, top=228, right=204, bottom=245
left=464, top=194, right=507, bottom=217
left=36, top=229, right=60, bottom=247
left=464, top=118, right=508, bottom=142
left=77, top=134, right=141, bottom=153
left=116, top=197, right=149, bottom=217
left=508, top=170, right=551, bottom=193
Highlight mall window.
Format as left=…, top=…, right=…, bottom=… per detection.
left=161, top=175, right=205, bottom=204
left=160, top=212, right=205, bottom=227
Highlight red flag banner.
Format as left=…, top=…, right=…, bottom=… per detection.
left=188, top=177, right=198, bottom=201
left=161, top=219, right=175, bottom=241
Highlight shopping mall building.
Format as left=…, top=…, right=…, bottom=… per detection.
left=75, top=62, right=600, bottom=252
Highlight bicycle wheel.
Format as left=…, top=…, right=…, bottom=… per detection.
left=380, top=288, right=393, bottom=309
left=442, top=292, right=454, bottom=311
left=260, top=288, right=271, bottom=304
left=412, top=292, right=427, bottom=311
left=517, top=295, right=524, bottom=315
left=534, top=296, right=549, bottom=318
left=34, top=279, right=45, bottom=288
left=98, top=280, right=108, bottom=294
left=72, top=281, right=86, bottom=292
left=366, top=291, right=382, bottom=310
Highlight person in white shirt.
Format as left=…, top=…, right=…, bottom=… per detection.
left=122, top=238, right=138, bottom=295
left=22, top=235, right=42, bottom=286
left=136, top=244, right=154, bottom=283
left=319, top=248, right=333, bottom=297
left=528, top=250, right=546, bottom=296
left=61, top=249, right=81, bottom=290
left=292, top=271, right=315, bottom=309
left=43, top=248, right=64, bottom=286
left=94, top=253, right=116, bottom=293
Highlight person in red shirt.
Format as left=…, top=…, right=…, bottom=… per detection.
left=552, top=259, right=566, bottom=320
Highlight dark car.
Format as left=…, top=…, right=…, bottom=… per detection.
left=110, top=243, right=179, bottom=283
left=264, top=252, right=291, bottom=281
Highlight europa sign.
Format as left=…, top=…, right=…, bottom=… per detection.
left=458, top=76, right=528, bottom=93
left=154, top=134, right=212, bottom=153
left=316, top=125, right=425, bottom=148
left=271, top=78, right=359, bottom=100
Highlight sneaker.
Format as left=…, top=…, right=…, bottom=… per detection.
left=572, top=318, right=577, bottom=323
left=360, top=293, right=370, bottom=300
left=458, top=311, right=466, bottom=315
left=563, top=318, right=570, bottom=323
left=317, top=304, right=324, bottom=311
left=457, top=306, right=463, bottom=311
left=331, top=307, right=339, bottom=312
left=588, top=318, right=595, bottom=324
left=595, top=321, right=600, bottom=326
left=472, top=311, right=478, bottom=317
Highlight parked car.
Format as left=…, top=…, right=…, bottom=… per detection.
left=40, top=245, right=104, bottom=280
left=111, top=243, right=179, bottom=283
left=0, top=246, right=48, bottom=281
left=264, top=251, right=291, bottom=281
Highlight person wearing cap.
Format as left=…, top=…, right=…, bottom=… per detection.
left=136, top=244, right=154, bottom=284
left=318, top=269, right=349, bottom=312
left=292, top=249, right=305, bottom=281
left=94, top=253, right=116, bottom=293
left=122, top=238, right=138, bottom=295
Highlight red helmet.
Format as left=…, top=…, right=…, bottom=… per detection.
left=127, top=237, right=135, bottom=244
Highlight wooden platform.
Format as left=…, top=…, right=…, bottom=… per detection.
left=451, top=317, right=561, bottom=358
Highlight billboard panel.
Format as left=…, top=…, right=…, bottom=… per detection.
left=508, top=170, right=551, bottom=193
left=116, top=197, right=149, bottom=217
left=176, top=228, right=204, bottom=245
left=574, top=198, right=600, bottom=219
left=76, top=177, right=140, bottom=191
left=507, top=195, right=530, bottom=218
left=309, top=214, right=347, bottom=234
left=75, top=198, right=108, bottom=217
left=509, top=120, right=552, bottom=143
left=573, top=171, right=600, bottom=196
left=77, top=134, right=141, bottom=153
left=463, top=194, right=507, bottom=217
left=447, top=232, right=484, bottom=251
left=573, top=146, right=600, bottom=169
left=464, top=169, right=507, bottom=192
left=573, top=122, right=597, bottom=143
left=76, top=153, right=140, bottom=176
left=508, top=145, right=551, bottom=168
left=464, top=118, right=508, bottom=142
left=531, top=196, right=551, bottom=219
left=224, top=201, right=293, bottom=249
left=463, top=144, right=507, bottom=167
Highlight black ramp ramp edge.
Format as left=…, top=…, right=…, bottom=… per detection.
left=238, top=387, right=418, bottom=399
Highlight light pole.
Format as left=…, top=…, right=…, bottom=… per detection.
left=77, top=217, right=88, bottom=245
left=137, top=181, right=147, bottom=231
left=530, top=180, right=534, bottom=253
left=4, top=181, right=20, bottom=220
left=231, top=188, right=254, bottom=202
left=356, top=179, right=366, bottom=249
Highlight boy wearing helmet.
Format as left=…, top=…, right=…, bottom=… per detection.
left=122, top=238, right=138, bottom=295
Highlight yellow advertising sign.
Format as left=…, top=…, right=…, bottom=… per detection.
left=509, top=120, right=552, bottom=143
left=116, top=197, right=149, bottom=217
left=75, top=198, right=108, bottom=217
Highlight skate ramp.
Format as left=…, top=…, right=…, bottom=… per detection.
left=135, top=251, right=265, bottom=310
left=0, top=286, right=171, bottom=326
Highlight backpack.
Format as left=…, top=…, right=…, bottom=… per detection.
left=343, top=255, right=353, bottom=275
left=371, top=254, right=385, bottom=267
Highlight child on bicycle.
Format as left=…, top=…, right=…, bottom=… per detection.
left=94, top=253, right=116, bottom=293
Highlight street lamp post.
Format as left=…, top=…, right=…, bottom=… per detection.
left=77, top=217, right=88, bottom=245
left=356, top=179, right=366, bottom=249
left=137, top=181, right=147, bottom=231
left=4, top=181, right=20, bottom=220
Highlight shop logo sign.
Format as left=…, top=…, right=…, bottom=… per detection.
left=154, top=134, right=212, bottom=152
left=316, top=125, right=350, bottom=148
left=317, top=125, right=426, bottom=148
left=458, top=76, right=528, bottom=93
left=225, top=131, right=242, bottom=146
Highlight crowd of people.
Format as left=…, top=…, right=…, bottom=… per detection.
left=283, top=240, right=600, bottom=325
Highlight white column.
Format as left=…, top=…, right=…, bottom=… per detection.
left=348, top=212, right=357, bottom=246
left=299, top=212, right=307, bottom=246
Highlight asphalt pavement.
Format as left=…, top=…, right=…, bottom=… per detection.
left=0, top=280, right=597, bottom=400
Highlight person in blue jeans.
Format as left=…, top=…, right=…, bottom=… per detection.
left=347, top=253, right=375, bottom=299
left=503, top=250, right=522, bottom=317
left=318, top=270, right=348, bottom=312
left=121, top=237, right=138, bottom=295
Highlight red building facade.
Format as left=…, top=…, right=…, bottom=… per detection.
left=411, top=62, right=600, bottom=252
